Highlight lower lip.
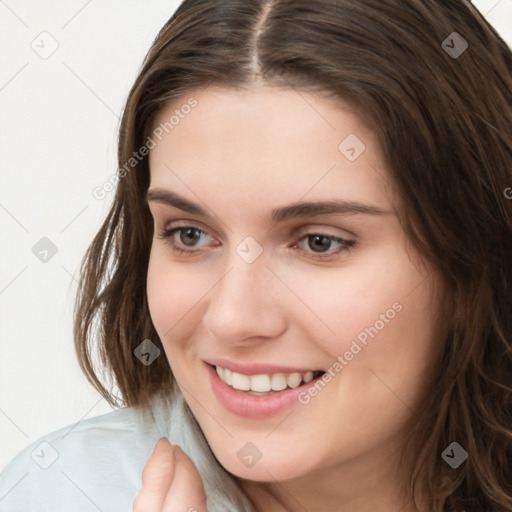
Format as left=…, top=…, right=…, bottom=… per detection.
left=206, top=363, right=323, bottom=419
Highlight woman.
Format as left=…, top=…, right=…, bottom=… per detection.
left=1, top=0, right=511, bottom=510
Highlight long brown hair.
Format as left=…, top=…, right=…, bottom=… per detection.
left=74, top=1, right=512, bottom=510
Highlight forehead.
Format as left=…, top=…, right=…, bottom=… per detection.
left=148, top=85, right=396, bottom=214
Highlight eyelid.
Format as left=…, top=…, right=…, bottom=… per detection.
left=159, top=219, right=219, bottom=239
left=292, top=224, right=356, bottom=241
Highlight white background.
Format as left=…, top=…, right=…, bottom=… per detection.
left=1, top=0, right=511, bottom=470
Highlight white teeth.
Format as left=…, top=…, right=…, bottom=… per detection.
left=271, top=373, right=288, bottom=391
left=215, top=366, right=319, bottom=393
left=286, top=373, right=302, bottom=388
left=232, top=372, right=250, bottom=391
left=250, top=374, right=272, bottom=392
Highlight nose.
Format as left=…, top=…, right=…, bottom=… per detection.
left=202, top=255, right=287, bottom=345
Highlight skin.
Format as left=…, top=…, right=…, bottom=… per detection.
left=136, top=85, right=445, bottom=512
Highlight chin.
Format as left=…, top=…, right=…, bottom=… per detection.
left=211, top=445, right=313, bottom=483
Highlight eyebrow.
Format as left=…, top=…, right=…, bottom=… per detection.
left=146, top=188, right=390, bottom=223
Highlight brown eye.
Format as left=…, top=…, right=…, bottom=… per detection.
left=295, top=232, right=355, bottom=261
left=179, top=228, right=203, bottom=246
left=307, top=235, right=333, bottom=253
left=156, top=225, right=215, bottom=255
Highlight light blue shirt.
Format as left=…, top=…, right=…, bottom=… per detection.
left=0, top=393, right=254, bottom=511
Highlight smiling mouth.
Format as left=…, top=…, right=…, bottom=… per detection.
left=213, top=364, right=325, bottom=396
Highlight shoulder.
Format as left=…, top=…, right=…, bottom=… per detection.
left=0, top=403, right=163, bottom=512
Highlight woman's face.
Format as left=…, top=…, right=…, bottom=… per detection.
left=146, top=85, right=443, bottom=489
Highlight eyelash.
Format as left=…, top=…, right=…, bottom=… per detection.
left=156, top=225, right=356, bottom=261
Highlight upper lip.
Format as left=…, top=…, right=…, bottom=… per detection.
left=204, top=358, right=323, bottom=376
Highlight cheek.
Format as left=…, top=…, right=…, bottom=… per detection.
left=273, top=248, right=424, bottom=359
left=363, top=272, right=443, bottom=396
left=146, top=245, right=208, bottom=344
left=277, top=250, right=441, bottom=404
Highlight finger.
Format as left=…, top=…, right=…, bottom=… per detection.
left=162, top=446, right=207, bottom=512
left=133, top=438, right=176, bottom=512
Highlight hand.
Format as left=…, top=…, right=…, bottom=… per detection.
left=133, top=438, right=207, bottom=512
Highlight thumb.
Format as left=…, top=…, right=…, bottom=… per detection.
left=161, top=445, right=207, bottom=512
left=133, top=438, right=176, bottom=512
